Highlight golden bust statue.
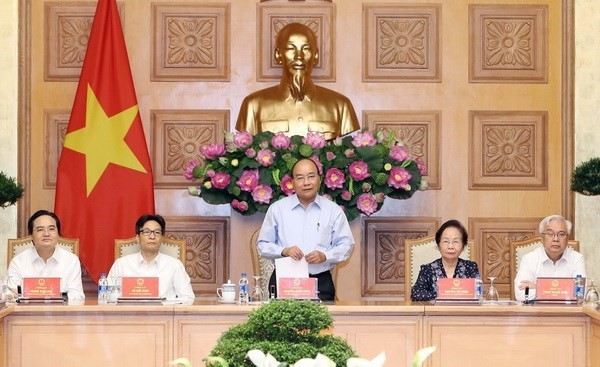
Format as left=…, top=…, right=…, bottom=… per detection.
left=235, top=23, right=360, bottom=140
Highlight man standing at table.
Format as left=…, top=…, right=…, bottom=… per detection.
left=7, top=210, right=85, bottom=302
left=514, top=214, right=586, bottom=301
left=257, top=158, right=354, bottom=301
left=108, top=214, right=195, bottom=304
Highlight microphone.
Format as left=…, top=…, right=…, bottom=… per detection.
left=523, top=286, right=533, bottom=305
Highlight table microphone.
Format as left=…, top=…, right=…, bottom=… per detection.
left=523, top=286, right=533, bottom=305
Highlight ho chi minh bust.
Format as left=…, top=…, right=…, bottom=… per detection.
left=235, top=23, right=360, bottom=140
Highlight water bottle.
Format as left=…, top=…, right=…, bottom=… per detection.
left=574, top=274, right=584, bottom=305
left=238, top=272, right=249, bottom=305
left=98, top=273, right=109, bottom=305
left=475, top=273, right=483, bottom=301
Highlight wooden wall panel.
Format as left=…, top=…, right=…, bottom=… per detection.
left=361, top=217, right=439, bottom=299
left=363, top=3, right=441, bottom=82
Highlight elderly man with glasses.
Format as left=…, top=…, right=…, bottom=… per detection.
left=514, top=214, right=586, bottom=301
left=107, top=214, right=194, bottom=303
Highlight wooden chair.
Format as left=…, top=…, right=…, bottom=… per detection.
left=404, top=235, right=476, bottom=299
left=114, top=236, right=186, bottom=263
left=250, top=228, right=340, bottom=300
left=250, top=228, right=275, bottom=297
left=509, top=236, right=580, bottom=300
left=7, top=236, right=79, bottom=267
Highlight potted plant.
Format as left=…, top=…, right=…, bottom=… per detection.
left=0, top=171, right=24, bottom=208
left=205, top=299, right=357, bottom=367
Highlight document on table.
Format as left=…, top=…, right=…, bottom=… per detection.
left=275, top=257, right=309, bottom=290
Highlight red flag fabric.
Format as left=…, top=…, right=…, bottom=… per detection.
left=55, top=0, right=155, bottom=283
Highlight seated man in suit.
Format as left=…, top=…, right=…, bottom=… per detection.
left=257, top=158, right=355, bottom=301
left=514, top=214, right=586, bottom=301
left=108, top=214, right=195, bottom=303
left=7, top=209, right=84, bottom=302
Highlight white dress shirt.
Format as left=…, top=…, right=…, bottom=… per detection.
left=7, top=246, right=85, bottom=301
left=514, top=246, right=586, bottom=301
left=108, top=252, right=195, bottom=303
left=257, top=194, right=354, bottom=275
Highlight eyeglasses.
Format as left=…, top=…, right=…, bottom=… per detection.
left=542, top=231, right=567, bottom=239
left=139, top=229, right=163, bottom=237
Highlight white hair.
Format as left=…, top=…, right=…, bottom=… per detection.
left=538, top=215, right=572, bottom=234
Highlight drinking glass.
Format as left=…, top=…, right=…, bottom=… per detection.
left=485, top=277, right=499, bottom=303
left=2, top=276, right=17, bottom=304
left=584, top=278, right=599, bottom=307
left=250, top=275, right=264, bottom=304
left=109, top=276, right=122, bottom=303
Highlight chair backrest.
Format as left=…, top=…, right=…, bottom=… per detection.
left=114, top=236, right=186, bottom=263
left=7, top=236, right=80, bottom=267
left=509, top=236, right=579, bottom=299
left=250, top=228, right=275, bottom=297
left=404, top=235, right=476, bottom=298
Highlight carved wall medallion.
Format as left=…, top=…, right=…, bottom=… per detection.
left=151, top=110, right=228, bottom=188
left=469, top=4, right=547, bottom=83
left=362, top=217, right=438, bottom=298
left=257, top=2, right=335, bottom=81
left=44, top=2, right=124, bottom=81
left=469, top=217, right=542, bottom=298
left=364, top=111, right=440, bottom=190
left=152, top=3, right=230, bottom=81
left=469, top=110, right=547, bottom=189
left=363, top=4, right=440, bottom=82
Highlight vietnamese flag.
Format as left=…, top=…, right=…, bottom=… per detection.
left=55, top=0, right=155, bottom=282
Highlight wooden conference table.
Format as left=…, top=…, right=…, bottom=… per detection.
left=1, top=300, right=599, bottom=367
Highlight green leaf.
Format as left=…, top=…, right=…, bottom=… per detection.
left=412, top=346, right=436, bottom=367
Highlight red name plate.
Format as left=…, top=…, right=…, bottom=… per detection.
left=278, top=277, right=318, bottom=299
left=536, top=277, right=575, bottom=300
left=436, top=278, right=476, bottom=299
left=23, top=277, right=61, bottom=298
left=121, top=277, right=159, bottom=298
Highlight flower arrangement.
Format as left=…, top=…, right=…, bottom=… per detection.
left=184, top=130, right=427, bottom=221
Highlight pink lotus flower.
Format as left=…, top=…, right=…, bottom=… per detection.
left=375, top=192, right=386, bottom=203
left=387, top=166, right=412, bottom=189
left=211, top=172, right=230, bottom=189
left=324, top=168, right=346, bottom=189
left=200, top=143, right=226, bottom=159
left=233, top=131, right=253, bottom=148
left=251, top=184, right=273, bottom=204
left=352, top=131, right=377, bottom=147
left=183, top=161, right=201, bottom=180
left=231, top=199, right=248, bottom=212
left=302, top=132, right=326, bottom=149
left=349, top=161, right=371, bottom=181
left=271, top=133, right=291, bottom=149
left=280, top=174, right=295, bottom=195
left=225, top=141, right=237, bottom=152
left=323, top=194, right=332, bottom=201
left=357, top=193, right=378, bottom=216
left=344, top=149, right=355, bottom=158
left=245, top=148, right=256, bottom=158
left=310, top=155, right=323, bottom=174
left=206, top=169, right=216, bottom=178
left=256, top=149, right=276, bottom=167
left=389, top=145, right=410, bottom=162
left=415, top=157, right=428, bottom=175
left=362, top=182, right=372, bottom=192
left=259, top=140, right=269, bottom=149
left=341, top=190, right=352, bottom=201
left=326, top=152, right=336, bottom=161
left=237, top=169, right=259, bottom=192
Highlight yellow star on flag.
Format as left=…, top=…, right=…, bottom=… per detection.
left=63, top=84, right=147, bottom=196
